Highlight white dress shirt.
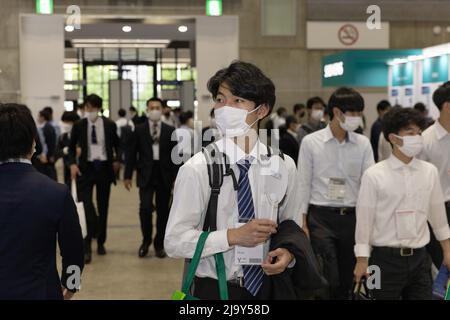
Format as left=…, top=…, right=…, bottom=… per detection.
left=354, top=155, right=450, bottom=257
left=420, top=120, right=450, bottom=202
left=165, top=138, right=301, bottom=281
left=149, top=120, right=161, bottom=161
left=175, top=125, right=195, bottom=157
left=115, top=117, right=135, bottom=138
left=297, top=125, right=375, bottom=214
left=87, top=117, right=107, bottom=161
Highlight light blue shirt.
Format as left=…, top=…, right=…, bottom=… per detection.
left=297, top=125, right=375, bottom=213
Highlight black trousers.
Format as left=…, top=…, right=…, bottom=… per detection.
left=138, top=161, right=171, bottom=250
left=307, top=206, right=356, bottom=300
left=193, top=277, right=259, bottom=300
left=76, top=162, right=112, bottom=249
left=370, top=247, right=432, bottom=300
left=426, top=202, right=450, bottom=268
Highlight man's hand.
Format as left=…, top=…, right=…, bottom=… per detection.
left=302, top=213, right=310, bottom=239
left=261, top=248, right=294, bottom=276
left=61, top=286, right=75, bottom=300
left=39, top=154, right=48, bottom=164
left=70, top=164, right=81, bottom=180
left=124, top=179, right=132, bottom=191
left=441, top=240, right=450, bottom=271
left=113, top=161, right=121, bottom=174
left=227, top=219, right=277, bottom=247
left=354, top=257, right=369, bottom=284
left=76, top=147, right=82, bottom=157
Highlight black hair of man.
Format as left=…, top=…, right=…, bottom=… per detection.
left=381, top=106, right=426, bottom=143
left=307, top=97, right=326, bottom=109
left=210, top=108, right=215, bottom=118
left=293, top=103, right=306, bottom=114
left=277, top=107, right=287, bottom=116
left=285, top=115, right=298, bottom=129
left=0, top=103, right=38, bottom=161
left=43, top=106, right=53, bottom=115
left=85, top=94, right=103, bottom=109
left=413, top=102, right=427, bottom=114
left=146, top=97, right=164, bottom=107
left=179, top=111, right=194, bottom=125
left=118, top=108, right=127, bottom=118
left=129, top=106, right=137, bottom=113
left=377, top=100, right=391, bottom=113
left=327, top=87, right=365, bottom=120
left=432, top=81, right=450, bottom=111
left=39, top=109, right=52, bottom=122
left=207, top=60, right=276, bottom=115
left=61, top=111, right=80, bottom=123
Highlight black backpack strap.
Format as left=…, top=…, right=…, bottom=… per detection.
left=301, top=124, right=314, bottom=134
left=202, top=143, right=224, bottom=232
left=222, top=152, right=238, bottom=191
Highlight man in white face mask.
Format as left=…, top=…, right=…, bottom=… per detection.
left=354, top=107, right=450, bottom=300
left=68, top=94, right=121, bottom=264
left=298, top=87, right=375, bottom=299
left=124, top=97, right=178, bottom=259
left=165, top=61, right=307, bottom=300
left=297, top=96, right=327, bottom=147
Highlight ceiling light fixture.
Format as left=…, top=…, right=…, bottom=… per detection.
left=178, top=25, right=188, bottom=33
left=122, top=25, right=132, bottom=33
left=65, top=25, right=75, bottom=32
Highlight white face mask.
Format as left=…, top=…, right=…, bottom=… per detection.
left=394, top=134, right=424, bottom=158
left=215, top=105, right=261, bottom=138
left=60, top=122, right=72, bottom=134
left=339, top=115, right=362, bottom=132
left=147, top=110, right=162, bottom=122
left=311, top=109, right=324, bottom=122
left=86, top=111, right=98, bottom=122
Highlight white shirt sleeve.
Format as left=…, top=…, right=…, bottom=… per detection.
left=164, top=163, right=231, bottom=259
left=428, top=167, right=450, bottom=241
left=298, top=138, right=313, bottom=215
left=354, top=171, right=377, bottom=257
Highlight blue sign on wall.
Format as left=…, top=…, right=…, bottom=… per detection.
left=422, top=55, right=448, bottom=84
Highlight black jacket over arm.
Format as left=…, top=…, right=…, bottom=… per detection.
left=68, top=117, right=120, bottom=183
left=0, top=163, right=84, bottom=300
left=279, top=133, right=300, bottom=166
left=259, top=220, right=328, bottom=300
left=43, top=122, right=57, bottom=160
left=124, top=121, right=178, bottom=189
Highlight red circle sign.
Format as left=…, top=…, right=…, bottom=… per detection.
left=338, top=24, right=359, bottom=46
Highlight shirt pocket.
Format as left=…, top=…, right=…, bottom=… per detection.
left=412, top=188, right=432, bottom=215
left=345, top=158, right=362, bottom=180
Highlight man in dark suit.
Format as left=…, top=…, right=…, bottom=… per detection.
left=124, top=97, right=178, bottom=258
left=0, top=103, right=84, bottom=300
left=36, top=108, right=57, bottom=180
left=279, top=115, right=300, bottom=166
left=69, top=94, right=121, bottom=264
left=56, top=111, right=80, bottom=188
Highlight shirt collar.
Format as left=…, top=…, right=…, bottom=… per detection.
left=216, top=137, right=268, bottom=165
left=434, top=120, right=449, bottom=140
left=323, top=125, right=356, bottom=144
left=387, top=154, right=420, bottom=170
left=0, top=158, right=32, bottom=165
left=89, top=117, right=102, bottom=125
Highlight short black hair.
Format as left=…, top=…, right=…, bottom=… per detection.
left=118, top=108, right=126, bottom=118
left=146, top=97, right=164, bottom=107
left=285, top=115, right=298, bottom=129
left=377, top=100, right=391, bottom=112
left=276, top=107, right=287, bottom=116
left=0, top=103, right=37, bottom=161
left=210, top=109, right=215, bottom=117
left=293, top=103, right=305, bottom=113
left=413, top=102, right=427, bottom=114
left=307, top=97, right=326, bottom=109
left=129, top=106, right=137, bottom=112
left=85, top=94, right=103, bottom=109
left=433, top=81, right=450, bottom=111
left=382, top=106, right=426, bottom=142
left=43, top=106, right=53, bottom=115
left=39, top=109, right=51, bottom=122
left=207, top=60, right=276, bottom=114
left=179, top=111, right=194, bottom=125
left=61, top=111, right=80, bottom=123
left=327, top=87, right=365, bottom=120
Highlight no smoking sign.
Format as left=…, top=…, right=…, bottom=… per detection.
left=338, top=24, right=359, bottom=46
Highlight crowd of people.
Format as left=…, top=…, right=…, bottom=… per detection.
left=0, top=60, right=449, bottom=300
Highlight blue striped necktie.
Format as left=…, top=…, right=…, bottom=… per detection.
left=237, top=157, right=264, bottom=296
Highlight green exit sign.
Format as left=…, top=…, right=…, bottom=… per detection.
left=36, top=0, right=53, bottom=14
left=206, top=0, right=222, bottom=16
